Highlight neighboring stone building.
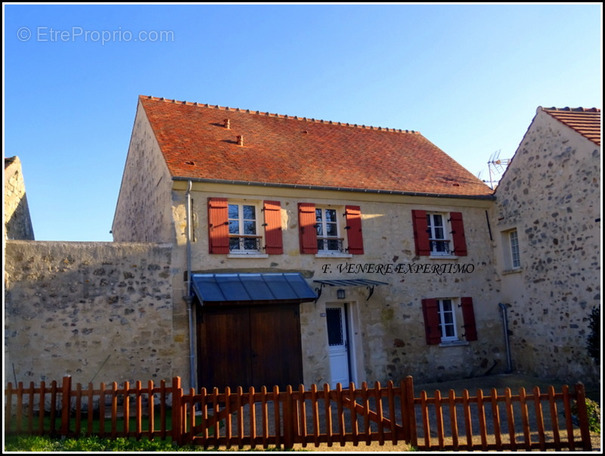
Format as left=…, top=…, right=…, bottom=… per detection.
left=4, top=156, right=35, bottom=241
left=112, top=95, right=503, bottom=390
left=493, top=107, right=601, bottom=385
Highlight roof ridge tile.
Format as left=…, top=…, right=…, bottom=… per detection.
left=139, top=94, right=419, bottom=134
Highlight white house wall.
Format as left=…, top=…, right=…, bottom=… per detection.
left=493, top=109, right=600, bottom=386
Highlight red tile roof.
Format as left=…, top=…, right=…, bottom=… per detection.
left=139, top=95, right=494, bottom=198
left=541, top=107, right=601, bottom=146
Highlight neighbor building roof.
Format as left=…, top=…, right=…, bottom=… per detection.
left=541, top=107, right=601, bottom=146
left=139, top=95, right=494, bottom=198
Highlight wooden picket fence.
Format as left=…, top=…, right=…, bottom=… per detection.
left=5, top=375, right=593, bottom=451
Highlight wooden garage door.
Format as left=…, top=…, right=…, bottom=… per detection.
left=197, top=303, right=303, bottom=390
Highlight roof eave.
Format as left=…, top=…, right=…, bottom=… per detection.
left=171, top=176, right=496, bottom=201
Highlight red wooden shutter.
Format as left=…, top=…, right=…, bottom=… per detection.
left=208, top=198, right=229, bottom=254
left=263, top=201, right=283, bottom=255
left=298, top=203, right=318, bottom=254
left=345, top=205, right=364, bottom=255
left=412, top=210, right=430, bottom=256
left=460, top=297, right=477, bottom=341
left=421, top=299, right=441, bottom=345
left=450, top=212, right=468, bottom=256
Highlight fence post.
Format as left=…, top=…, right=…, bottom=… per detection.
left=60, top=376, right=72, bottom=437
left=171, top=377, right=183, bottom=445
left=574, top=383, right=592, bottom=451
left=283, top=385, right=294, bottom=450
left=404, top=376, right=417, bottom=447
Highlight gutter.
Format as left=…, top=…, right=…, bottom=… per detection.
left=499, top=303, right=513, bottom=373
left=185, top=180, right=196, bottom=389
left=172, top=177, right=496, bottom=201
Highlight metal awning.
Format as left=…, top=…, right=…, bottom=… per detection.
left=313, top=278, right=389, bottom=301
left=191, top=273, right=317, bottom=305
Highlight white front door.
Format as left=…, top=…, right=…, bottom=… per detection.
left=326, top=303, right=350, bottom=388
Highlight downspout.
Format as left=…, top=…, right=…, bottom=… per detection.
left=499, top=303, right=513, bottom=373
left=185, top=180, right=196, bottom=389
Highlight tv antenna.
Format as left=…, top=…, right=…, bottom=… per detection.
left=486, top=150, right=511, bottom=189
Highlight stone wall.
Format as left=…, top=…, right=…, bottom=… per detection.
left=4, top=156, right=35, bottom=241
left=111, top=100, right=175, bottom=243
left=4, top=240, right=180, bottom=387
left=493, top=109, right=600, bottom=386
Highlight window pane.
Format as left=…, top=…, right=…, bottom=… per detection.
left=315, top=209, right=323, bottom=221
left=228, top=204, right=239, bottom=219
left=243, top=205, right=256, bottom=220
left=510, top=230, right=520, bottom=268
left=326, top=223, right=338, bottom=236
left=229, top=238, right=240, bottom=250
left=229, top=220, right=239, bottom=234
left=326, top=308, right=344, bottom=346
left=244, top=238, right=257, bottom=250
left=433, top=214, right=443, bottom=228
left=325, top=209, right=337, bottom=222
left=327, top=239, right=340, bottom=251
left=243, top=220, right=256, bottom=235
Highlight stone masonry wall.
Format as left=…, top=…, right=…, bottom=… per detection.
left=111, top=100, right=175, bottom=243
left=4, top=156, right=35, bottom=241
left=4, top=240, right=179, bottom=387
left=170, top=182, right=504, bottom=386
left=493, top=110, right=600, bottom=386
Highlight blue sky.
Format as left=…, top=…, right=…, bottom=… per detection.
left=3, top=3, right=602, bottom=242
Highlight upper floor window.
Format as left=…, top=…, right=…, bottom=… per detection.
left=208, top=198, right=283, bottom=255
left=299, top=203, right=364, bottom=256
left=509, top=229, right=521, bottom=269
left=501, top=228, right=521, bottom=271
left=426, top=213, right=450, bottom=256
left=228, top=203, right=261, bottom=253
left=412, top=210, right=467, bottom=257
left=316, top=207, right=343, bottom=253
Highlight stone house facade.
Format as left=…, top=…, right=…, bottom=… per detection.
left=492, top=107, right=601, bottom=384
left=111, top=96, right=505, bottom=390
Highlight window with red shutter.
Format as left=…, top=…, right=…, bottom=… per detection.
left=421, top=298, right=441, bottom=345
left=263, top=201, right=283, bottom=255
left=450, top=212, right=468, bottom=256
left=413, top=210, right=468, bottom=256
left=345, top=205, right=364, bottom=255
left=298, top=203, right=318, bottom=254
left=208, top=198, right=229, bottom=254
left=412, top=210, right=430, bottom=256
left=460, top=297, right=477, bottom=341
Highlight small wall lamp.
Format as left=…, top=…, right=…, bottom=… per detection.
left=337, top=289, right=346, bottom=300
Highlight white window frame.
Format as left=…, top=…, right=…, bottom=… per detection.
left=227, top=202, right=263, bottom=256
left=315, top=206, right=346, bottom=256
left=501, top=228, right=521, bottom=272
left=438, top=299, right=459, bottom=342
left=427, top=213, right=452, bottom=256
left=509, top=229, right=521, bottom=269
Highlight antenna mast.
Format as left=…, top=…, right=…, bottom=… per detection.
left=486, top=150, right=511, bottom=189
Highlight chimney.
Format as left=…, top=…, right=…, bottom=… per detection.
left=224, top=119, right=230, bottom=129
left=237, top=135, right=244, bottom=146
